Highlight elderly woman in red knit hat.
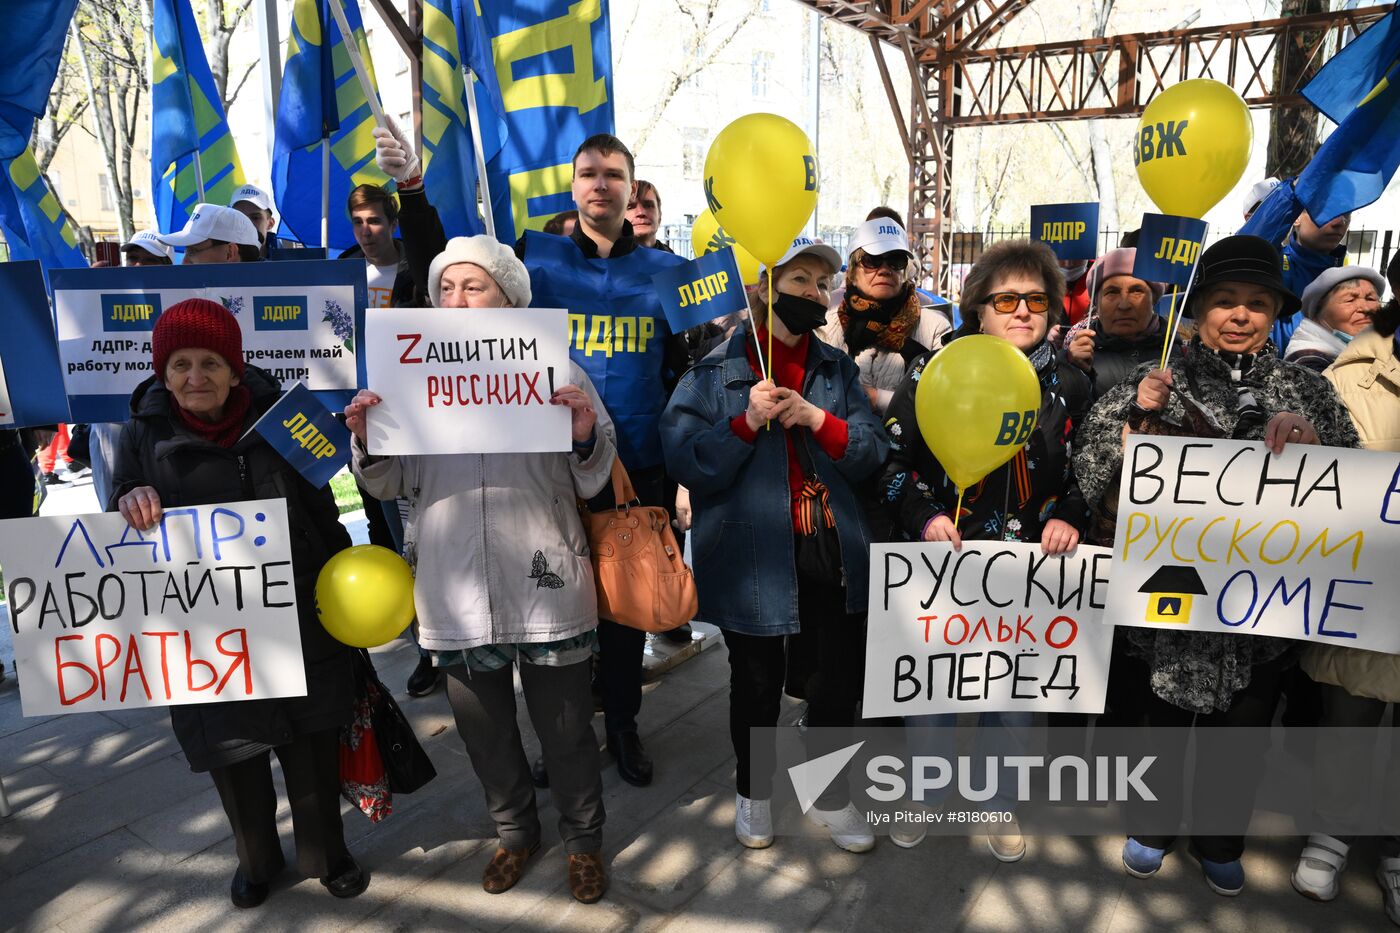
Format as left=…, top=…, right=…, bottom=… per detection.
left=110, top=298, right=366, bottom=910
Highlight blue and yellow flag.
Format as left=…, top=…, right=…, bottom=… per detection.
left=0, top=146, right=87, bottom=270
left=418, top=0, right=509, bottom=238
left=478, top=0, right=615, bottom=242
left=1296, top=7, right=1400, bottom=225
left=150, top=0, right=247, bottom=236
left=272, top=0, right=393, bottom=251
left=0, top=0, right=79, bottom=160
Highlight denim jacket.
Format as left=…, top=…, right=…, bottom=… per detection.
left=660, top=324, right=889, bottom=635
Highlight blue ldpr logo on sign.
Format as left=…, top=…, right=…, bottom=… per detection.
left=101, top=294, right=162, bottom=332
left=254, top=296, right=309, bottom=331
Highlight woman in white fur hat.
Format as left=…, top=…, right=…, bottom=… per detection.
left=344, top=236, right=615, bottom=904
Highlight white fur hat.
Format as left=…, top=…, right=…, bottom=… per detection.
left=428, top=235, right=532, bottom=308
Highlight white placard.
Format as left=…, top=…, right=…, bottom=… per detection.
left=1105, top=435, right=1400, bottom=653
left=364, top=306, right=572, bottom=455
left=0, top=499, right=308, bottom=716
left=863, top=542, right=1115, bottom=717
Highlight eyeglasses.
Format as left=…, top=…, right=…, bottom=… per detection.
left=856, top=251, right=909, bottom=272
left=987, top=291, right=1051, bottom=314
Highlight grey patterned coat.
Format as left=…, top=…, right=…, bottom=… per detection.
left=1074, top=337, right=1360, bottom=713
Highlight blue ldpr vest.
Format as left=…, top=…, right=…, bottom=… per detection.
left=523, top=231, right=686, bottom=469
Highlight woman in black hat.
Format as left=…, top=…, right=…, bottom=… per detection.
left=1073, top=234, right=1360, bottom=896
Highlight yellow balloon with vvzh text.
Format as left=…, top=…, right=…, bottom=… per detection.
left=1134, top=79, right=1252, bottom=219
left=914, top=335, right=1043, bottom=491
left=316, top=545, right=416, bottom=648
left=691, top=209, right=761, bottom=286
left=702, top=114, right=819, bottom=265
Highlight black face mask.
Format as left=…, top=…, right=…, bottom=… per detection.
left=772, top=292, right=828, bottom=335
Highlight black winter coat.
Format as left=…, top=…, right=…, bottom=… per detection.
left=110, top=366, right=354, bottom=771
left=1086, top=325, right=1182, bottom=402
left=881, top=349, right=1093, bottom=544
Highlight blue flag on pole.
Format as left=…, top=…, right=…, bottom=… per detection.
left=0, top=260, right=71, bottom=426
left=0, top=147, right=88, bottom=271
left=1133, top=213, right=1207, bottom=287
left=247, top=382, right=350, bottom=488
left=651, top=248, right=747, bottom=333
left=1295, top=9, right=1400, bottom=226
left=1030, top=202, right=1099, bottom=260
left=150, top=0, right=248, bottom=236
left=272, top=0, right=394, bottom=250
left=0, top=0, right=79, bottom=160
left=478, top=1, right=615, bottom=242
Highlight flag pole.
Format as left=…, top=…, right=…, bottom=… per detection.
left=1158, top=222, right=1210, bottom=368
left=464, top=69, right=497, bottom=237
left=320, top=138, right=330, bottom=248
left=326, top=0, right=386, bottom=126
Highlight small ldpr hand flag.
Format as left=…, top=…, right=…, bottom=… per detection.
left=247, top=381, right=351, bottom=488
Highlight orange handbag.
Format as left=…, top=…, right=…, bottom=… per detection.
left=581, top=459, right=698, bottom=632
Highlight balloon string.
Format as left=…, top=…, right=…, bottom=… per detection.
left=954, top=488, right=964, bottom=533
left=766, top=273, right=774, bottom=431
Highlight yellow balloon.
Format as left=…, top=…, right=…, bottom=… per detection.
left=316, top=545, right=416, bottom=648
left=703, top=113, right=818, bottom=265
left=691, top=209, right=761, bottom=286
left=1134, top=79, right=1252, bottom=219
left=914, top=336, right=1042, bottom=491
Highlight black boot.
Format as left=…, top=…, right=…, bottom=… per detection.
left=406, top=655, right=441, bottom=697
left=606, top=731, right=653, bottom=787
left=531, top=754, right=549, bottom=789
left=321, top=857, right=370, bottom=898
left=230, top=868, right=270, bottom=909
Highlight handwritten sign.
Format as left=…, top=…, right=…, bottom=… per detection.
left=364, top=307, right=572, bottom=456
left=246, top=382, right=350, bottom=488
left=1133, top=213, right=1207, bottom=286
left=0, top=499, right=307, bottom=717
left=863, top=542, right=1115, bottom=717
left=1030, top=203, right=1099, bottom=260
left=650, top=247, right=748, bottom=332
left=1105, top=436, right=1400, bottom=654
left=50, top=260, right=368, bottom=423
left=0, top=261, right=72, bottom=427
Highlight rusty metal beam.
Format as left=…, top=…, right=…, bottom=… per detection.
left=869, top=34, right=914, bottom=162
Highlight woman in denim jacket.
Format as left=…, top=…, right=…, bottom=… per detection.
left=660, top=237, right=889, bottom=854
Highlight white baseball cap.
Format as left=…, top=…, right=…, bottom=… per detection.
left=1244, top=177, right=1281, bottom=218
left=229, top=183, right=274, bottom=214
left=157, top=203, right=261, bottom=248
left=848, top=218, right=911, bottom=258
left=762, top=235, right=841, bottom=277
left=120, top=229, right=173, bottom=260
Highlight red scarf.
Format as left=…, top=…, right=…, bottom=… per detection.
left=174, top=384, right=253, bottom=448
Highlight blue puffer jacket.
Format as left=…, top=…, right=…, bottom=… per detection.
left=660, top=324, right=889, bottom=635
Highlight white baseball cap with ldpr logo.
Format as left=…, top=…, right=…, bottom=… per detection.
left=156, top=203, right=261, bottom=248
left=848, top=218, right=911, bottom=258
left=228, top=183, right=274, bottom=213
left=120, top=229, right=174, bottom=260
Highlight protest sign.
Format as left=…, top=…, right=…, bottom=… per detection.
left=1030, top=203, right=1099, bottom=260
left=364, top=307, right=572, bottom=456
left=0, top=260, right=72, bottom=427
left=0, top=499, right=307, bottom=717
left=1106, top=435, right=1400, bottom=653
left=246, top=382, right=350, bottom=488
left=1133, top=213, right=1208, bottom=286
left=863, top=542, right=1115, bottom=717
left=650, top=247, right=748, bottom=332
left=50, top=260, right=368, bottom=422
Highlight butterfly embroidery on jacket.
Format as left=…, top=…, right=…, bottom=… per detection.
left=529, top=550, right=565, bottom=589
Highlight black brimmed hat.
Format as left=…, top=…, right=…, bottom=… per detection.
left=1189, top=234, right=1301, bottom=318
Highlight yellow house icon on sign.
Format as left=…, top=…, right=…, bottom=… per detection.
left=1138, top=565, right=1208, bottom=624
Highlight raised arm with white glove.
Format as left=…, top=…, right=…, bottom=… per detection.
left=373, top=116, right=421, bottom=187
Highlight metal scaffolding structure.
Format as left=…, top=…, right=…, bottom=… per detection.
left=791, top=0, right=1391, bottom=292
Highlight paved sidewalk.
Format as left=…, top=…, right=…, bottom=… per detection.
left=0, top=476, right=1395, bottom=931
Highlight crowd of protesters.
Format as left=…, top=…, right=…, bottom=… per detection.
left=5, top=132, right=1397, bottom=926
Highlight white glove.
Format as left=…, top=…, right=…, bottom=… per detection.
left=374, top=116, right=421, bottom=184
left=674, top=485, right=692, bottom=532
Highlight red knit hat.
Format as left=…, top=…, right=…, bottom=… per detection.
left=152, top=298, right=245, bottom=378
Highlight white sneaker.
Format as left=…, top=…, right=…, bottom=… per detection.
left=986, top=815, right=1026, bottom=863
left=807, top=803, right=875, bottom=853
left=735, top=794, right=773, bottom=849
left=1377, top=856, right=1400, bottom=927
left=1292, top=833, right=1348, bottom=901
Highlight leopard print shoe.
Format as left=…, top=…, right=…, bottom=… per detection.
left=482, top=841, right=540, bottom=894
left=567, top=851, right=608, bottom=904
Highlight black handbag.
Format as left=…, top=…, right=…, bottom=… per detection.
left=353, top=649, right=437, bottom=794
left=791, top=430, right=843, bottom=580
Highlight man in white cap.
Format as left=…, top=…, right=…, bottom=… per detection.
left=120, top=230, right=173, bottom=267
left=1243, top=177, right=1280, bottom=221
left=157, top=203, right=261, bottom=264
left=229, top=184, right=282, bottom=257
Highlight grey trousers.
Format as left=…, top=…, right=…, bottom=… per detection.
left=443, top=659, right=604, bottom=854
